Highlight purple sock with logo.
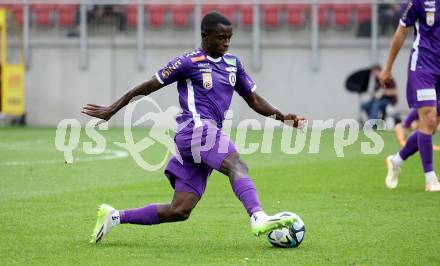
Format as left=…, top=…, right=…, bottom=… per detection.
left=399, top=131, right=419, bottom=160
left=418, top=131, right=434, bottom=173
left=120, top=204, right=159, bottom=225
left=232, top=177, right=262, bottom=216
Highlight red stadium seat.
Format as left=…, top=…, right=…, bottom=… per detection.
left=202, top=4, right=237, bottom=23
left=262, top=4, right=283, bottom=28
left=239, top=5, right=253, bottom=27
left=171, top=5, right=193, bottom=28
left=318, top=4, right=332, bottom=27
left=10, top=5, right=24, bottom=25
left=58, top=5, right=77, bottom=28
left=356, top=4, right=371, bottom=23
left=33, top=4, right=56, bottom=27
left=146, top=5, right=169, bottom=28
left=332, top=4, right=355, bottom=27
left=286, top=4, right=310, bottom=27
left=126, top=5, right=138, bottom=28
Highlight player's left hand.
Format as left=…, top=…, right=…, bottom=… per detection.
left=283, top=114, right=307, bottom=131
left=81, top=104, right=115, bottom=125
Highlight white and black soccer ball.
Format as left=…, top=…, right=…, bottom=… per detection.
left=267, top=212, right=305, bottom=248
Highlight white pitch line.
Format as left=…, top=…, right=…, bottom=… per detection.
left=0, top=149, right=129, bottom=166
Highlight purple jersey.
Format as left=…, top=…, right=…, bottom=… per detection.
left=155, top=48, right=256, bottom=128
left=400, top=0, right=440, bottom=72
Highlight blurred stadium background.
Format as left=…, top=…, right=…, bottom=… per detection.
left=0, top=0, right=410, bottom=127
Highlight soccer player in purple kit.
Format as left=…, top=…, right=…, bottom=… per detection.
left=82, top=12, right=306, bottom=243
left=381, top=0, right=440, bottom=191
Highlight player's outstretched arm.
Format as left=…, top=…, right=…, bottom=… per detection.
left=379, top=25, right=409, bottom=85
left=243, top=91, right=306, bottom=128
left=81, top=77, right=163, bottom=121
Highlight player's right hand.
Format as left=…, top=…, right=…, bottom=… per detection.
left=81, top=104, right=114, bottom=124
left=379, top=68, right=392, bottom=86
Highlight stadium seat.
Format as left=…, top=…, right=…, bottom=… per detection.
left=286, top=4, right=310, bottom=27
left=171, top=5, right=194, bottom=28
left=33, top=4, right=56, bottom=27
left=318, top=4, right=332, bottom=28
left=332, top=4, right=355, bottom=28
left=146, top=5, right=169, bottom=28
left=262, top=4, right=283, bottom=29
left=239, top=5, right=253, bottom=27
left=126, top=5, right=138, bottom=28
left=202, top=4, right=237, bottom=24
left=356, top=4, right=371, bottom=23
left=10, top=5, right=24, bottom=25
left=58, top=5, right=78, bottom=28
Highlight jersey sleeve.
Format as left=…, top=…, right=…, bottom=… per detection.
left=155, top=56, right=191, bottom=86
left=234, top=58, right=256, bottom=97
left=400, top=0, right=419, bottom=27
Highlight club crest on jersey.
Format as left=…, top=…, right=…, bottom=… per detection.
left=229, top=73, right=236, bottom=86
left=202, top=73, right=213, bottom=90
left=427, top=12, right=435, bottom=26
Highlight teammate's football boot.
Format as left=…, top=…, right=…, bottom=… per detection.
left=90, top=204, right=116, bottom=243
left=425, top=179, right=440, bottom=192
left=251, top=211, right=297, bottom=236
left=385, top=155, right=400, bottom=189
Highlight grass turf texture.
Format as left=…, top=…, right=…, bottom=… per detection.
left=1, top=127, right=439, bottom=265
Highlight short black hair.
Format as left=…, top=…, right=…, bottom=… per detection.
left=201, top=12, right=231, bottom=34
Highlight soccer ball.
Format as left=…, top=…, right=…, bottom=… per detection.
left=267, top=212, right=305, bottom=248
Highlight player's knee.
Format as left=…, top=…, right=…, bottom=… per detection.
left=169, top=206, right=192, bottom=221
left=230, top=160, right=249, bottom=179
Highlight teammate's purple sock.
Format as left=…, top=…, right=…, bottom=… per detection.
left=399, top=131, right=419, bottom=160
left=232, top=177, right=262, bottom=216
left=120, top=204, right=159, bottom=225
left=418, top=131, right=434, bottom=173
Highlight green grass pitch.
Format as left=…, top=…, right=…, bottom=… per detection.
left=1, top=127, right=439, bottom=265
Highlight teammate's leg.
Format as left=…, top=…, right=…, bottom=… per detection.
left=417, top=106, right=440, bottom=191
left=219, top=152, right=297, bottom=236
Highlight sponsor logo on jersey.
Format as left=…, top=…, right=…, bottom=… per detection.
left=402, top=1, right=413, bottom=21
left=197, top=63, right=210, bottom=68
left=229, top=73, right=236, bottom=86
left=199, top=68, right=212, bottom=73
left=224, top=57, right=237, bottom=66
left=225, top=66, right=237, bottom=72
left=202, top=72, right=213, bottom=90
left=161, top=59, right=182, bottom=79
left=427, top=11, right=435, bottom=26
left=191, top=55, right=206, bottom=62
left=425, top=1, right=435, bottom=8
left=185, top=50, right=201, bottom=57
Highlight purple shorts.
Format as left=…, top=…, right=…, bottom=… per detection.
left=406, top=69, right=440, bottom=109
left=164, top=122, right=237, bottom=198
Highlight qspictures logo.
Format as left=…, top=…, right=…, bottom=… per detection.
left=55, top=97, right=386, bottom=171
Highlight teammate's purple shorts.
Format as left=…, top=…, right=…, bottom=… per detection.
left=164, top=121, right=237, bottom=198
left=406, top=69, right=440, bottom=110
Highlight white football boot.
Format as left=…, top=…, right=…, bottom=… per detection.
left=251, top=211, right=297, bottom=236
left=385, top=155, right=400, bottom=189
left=90, top=204, right=117, bottom=243
left=425, top=179, right=440, bottom=192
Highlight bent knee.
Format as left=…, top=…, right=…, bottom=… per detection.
left=169, top=207, right=191, bottom=221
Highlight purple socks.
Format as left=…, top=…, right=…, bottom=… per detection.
left=399, top=130, right=434, bottom=173
left=232, top=177, right=262, bottom=216
left=399, top=131, right=419, bottom=160
left=418, top=131, right=433, bottom=173
left=120, top=204, right=159, bottom=225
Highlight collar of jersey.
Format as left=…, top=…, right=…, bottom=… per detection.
left=206, top=55, right=222, bottom=63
